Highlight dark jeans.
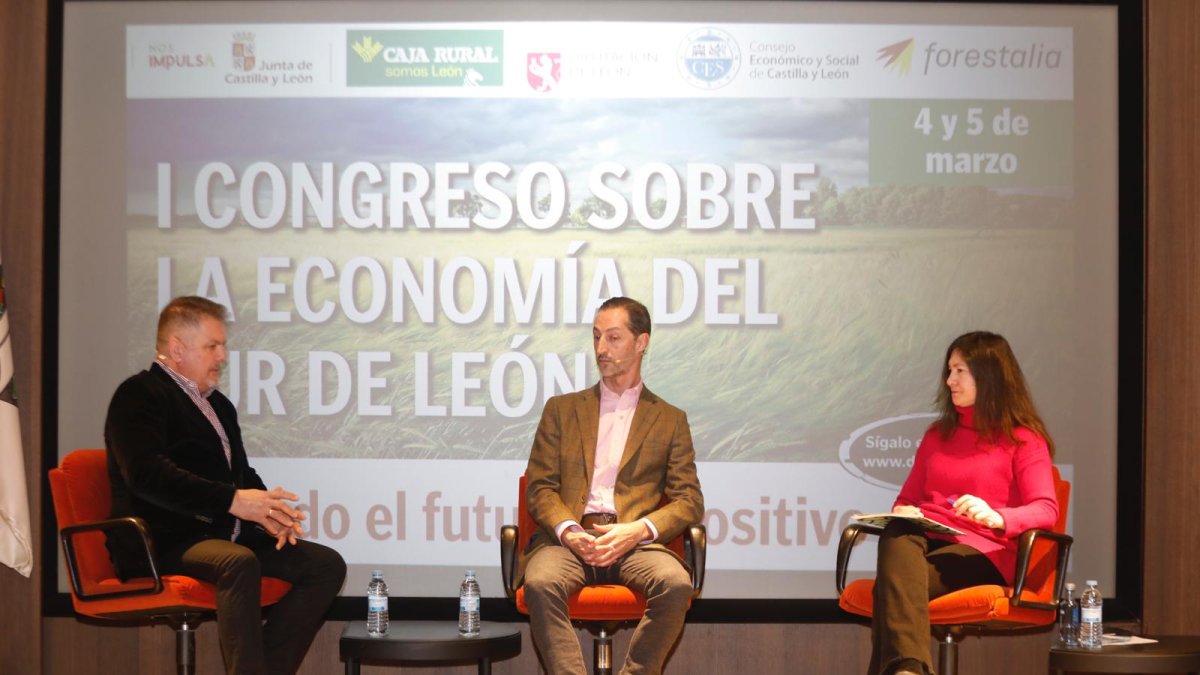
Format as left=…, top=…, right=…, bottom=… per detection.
left=166, top=531, right=346, bottom=675
left=868, top=520, right=1005, bottom=675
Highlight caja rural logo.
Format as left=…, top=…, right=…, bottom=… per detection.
left=351, top=35, right=385, bottom=63
left=346, top=30, right=504, bottom=87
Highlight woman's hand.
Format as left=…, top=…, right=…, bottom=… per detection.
left=891, top=504, right=924, bottom=517
left=951, top=494, right=1004, bottom=530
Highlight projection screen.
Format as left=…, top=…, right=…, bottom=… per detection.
left=54, top=0, right=1125, bottom=608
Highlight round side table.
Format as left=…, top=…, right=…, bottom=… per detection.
left=340, top=620, right=521, bottom=675
left=1049, top=635, right=1200, bottom=674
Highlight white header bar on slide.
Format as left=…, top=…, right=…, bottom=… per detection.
left=127, top=23, right=1073, bottom=100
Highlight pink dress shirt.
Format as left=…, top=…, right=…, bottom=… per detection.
left=554, top=380, right=659, bottom=543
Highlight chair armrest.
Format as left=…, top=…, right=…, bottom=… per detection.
left=60, top=516, right=163, bottom=601
left=499, top=524, right=518, bottom=601
left=1010, top=528, right=1074, bottom=610
left=836, top=521, right=884, bottom=595
left=684, top=524, right=706, bottom=597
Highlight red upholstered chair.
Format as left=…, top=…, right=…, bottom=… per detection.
left=500, top=474, right=706, bottom=675
left=835, top=466, right=1073, bottom=675
left=48, top=449, right=292, bottom=675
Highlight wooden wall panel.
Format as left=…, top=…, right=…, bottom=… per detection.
left=42, top=617, right=141, bottom=675
left=1144, top=0, right=1200, bottom=635
left=42, top=618, right=1061, bottom=675
left=0, top=0, right=46, bottom=672
left=2, top=0, right=1197, bottom=672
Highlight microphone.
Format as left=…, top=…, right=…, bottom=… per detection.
left=600, top=352, right=643, bottom=365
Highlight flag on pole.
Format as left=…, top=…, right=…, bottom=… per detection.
left=0, top=249, right=32, bottom=577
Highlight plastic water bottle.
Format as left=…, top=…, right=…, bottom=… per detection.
left=367, top=569, right=389, bottom=636
left=458, top=569, right=481, bottom=637
left=1079, top=579, right=1103, bottom=650
left=1056, top=582, right=1078, bottom=647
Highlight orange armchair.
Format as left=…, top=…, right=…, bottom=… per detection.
left=499, top=474, right=706, bottom=675
left=835, top=467, right=1073, bottom=675
left=48, top=449, right=292, bottom=675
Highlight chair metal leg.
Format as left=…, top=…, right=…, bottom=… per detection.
left=175, top=616, right=197, bottom=675
left=937, top=630, right=958, bottom=675
left=594, top=626, right=613, bottom=675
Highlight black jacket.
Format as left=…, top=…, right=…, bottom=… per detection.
left=105, top=363, right=266, bottom=577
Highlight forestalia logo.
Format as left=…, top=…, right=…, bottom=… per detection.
left=352, top=35, right=385, bottom=64
left=876, top=38, right=914, bottom=77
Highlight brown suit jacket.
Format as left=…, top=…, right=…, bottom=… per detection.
left=519, top=384, right=704, bottom=580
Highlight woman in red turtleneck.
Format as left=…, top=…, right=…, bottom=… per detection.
left=867, top=331, right=1059, bottom=675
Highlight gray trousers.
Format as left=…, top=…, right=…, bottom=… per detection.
left=869, top=520, right=1005, bottom=675
left=524, top=545, right=692, bottom=675
left=172, top=534, right=346, bottom=675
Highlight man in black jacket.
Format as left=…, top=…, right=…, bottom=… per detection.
left=105, top=296, right=345, bottom=675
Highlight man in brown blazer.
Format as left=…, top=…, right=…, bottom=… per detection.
left=521, top=296, right=704, bottom=675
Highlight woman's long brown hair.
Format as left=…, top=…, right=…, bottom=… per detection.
left=934, top=331, right=1055, bottom=457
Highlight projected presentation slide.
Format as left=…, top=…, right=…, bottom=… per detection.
left=58, top=2, right=1120, bottom=601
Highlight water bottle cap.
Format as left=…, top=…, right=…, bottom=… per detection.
left=466, top=569, right=475, bottom=576
left=372, top=569, right=383, bottom=577
left=1066, top=582, right=1075, bottom=590
left=1086, top=580, right=1098, bottom=586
